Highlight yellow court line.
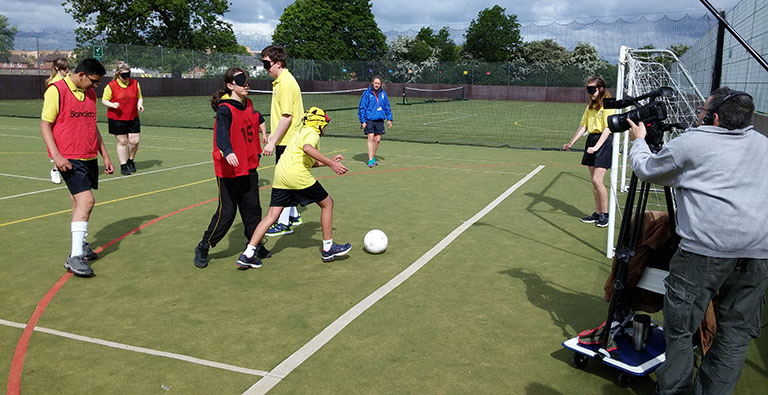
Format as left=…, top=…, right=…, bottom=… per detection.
left=0, top=149, right=348, bottom=228
left=0, top=178, right=215, bottom=228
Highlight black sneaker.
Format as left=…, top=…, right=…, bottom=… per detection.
left=194, top=241, right=209, bottom=268
left=121, top=164, right=131, bottom=176
left=596, top=213, right=609, bottom=228
left=65, top=255, right=94, bottom=277
left=321, top=242, right=352, bottom=262
left=127, top=159, right=136, bottom=172
left=255, top=243, right=272, bottom=259
left=236, top=253, right=262, bottom=269
left=581, top=212, right=599, bottom=223
left=83, top=242, right=98, bottom=261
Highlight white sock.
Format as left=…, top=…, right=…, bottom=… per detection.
left=71, top=221, right=88, bottom=257
left=244, top=244, right=257, bottom=258
left=290, top=206, right=299, bottom=217
left=278, top=207, right=291, bottom=225
left=322, top=239, right=333, bottom=251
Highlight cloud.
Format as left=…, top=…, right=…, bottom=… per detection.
left=1, top=0, right=77, bottom=30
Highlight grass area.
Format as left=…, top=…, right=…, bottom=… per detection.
left=0, top=94, right=584, bottom=150
left=1, top=116, right=765, bottom=394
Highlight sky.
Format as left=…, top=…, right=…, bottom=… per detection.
left=2, top=0, right=744, bottom=32
left=1, top=0, right=744, bottom=50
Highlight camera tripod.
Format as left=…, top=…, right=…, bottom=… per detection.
left=596, top=169, right=676, bottom=355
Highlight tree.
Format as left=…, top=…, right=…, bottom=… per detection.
left=570, top=42, right=606, bottom=75
left=521, top=39, right=569, bottom=64
left=414, top=27, right=459, bottom=62
left=0, top=15, right=17, bottom=60
left=63, top=0, right=247, bottom=54
left=387, top=35, right=435, bottom=83
left=272, top=0, right=387, bottom=60
left=668, top=44, right=690, bottom=58
left=462, top=5, right=522, bottom=62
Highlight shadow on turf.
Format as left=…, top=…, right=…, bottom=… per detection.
left=134, top=159, right=163, bottom=171
left=205, top=219, right=351, bottom=265
left=499, top=268, right=604, bottom=337
left=549, top=347, right=657, bottom=394
left=352, top=153, right=385, bottom=165
left=91, top=214, right=158, bottom=258
left=502, top=268, right=657, bottom=394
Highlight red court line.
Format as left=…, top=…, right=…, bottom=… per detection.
left=6, top=162, right=527, bottom=394
left=7, top=198, right=216, bottom=395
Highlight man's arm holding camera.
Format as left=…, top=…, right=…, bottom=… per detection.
left=627, top=118, right=683, bottom=186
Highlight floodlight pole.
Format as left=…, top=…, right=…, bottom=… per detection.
left=699, top=0, right=768, bottom=72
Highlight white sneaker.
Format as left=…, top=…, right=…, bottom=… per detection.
left=50, top=167, right=62, bottom=184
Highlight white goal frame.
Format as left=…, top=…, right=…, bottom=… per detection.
left=605, top=46, right=707, bottom=258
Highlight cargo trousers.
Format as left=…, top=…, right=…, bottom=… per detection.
left=656, top=248, right=768, bottom=395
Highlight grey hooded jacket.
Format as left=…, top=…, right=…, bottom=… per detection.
left=630, top=125, right=768, bottom=258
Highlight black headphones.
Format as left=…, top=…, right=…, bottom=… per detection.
left=702, top=90, right=751, bottom=125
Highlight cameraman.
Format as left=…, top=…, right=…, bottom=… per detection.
left=627, top=87, right=768, bottom=395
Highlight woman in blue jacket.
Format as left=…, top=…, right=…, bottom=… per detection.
left=358, top=76, right=393, bottom=167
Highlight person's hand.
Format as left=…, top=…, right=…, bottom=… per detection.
left=137, top=104, right=144, bottom=112
left=261, top=134, right=268, bottom=146
left=263, top=142, right=275, bottom=156
left=103, top=158, right=114, bottom=174
left=361, top=122, right=367, bottom=129
left=387, top=120, right=392, bottom=128
left=627, top=118, right=647, bottom=141
left=112, top=102, right=120, bottom=109
left=226, top=153, right=239, bottom=167
left=330, top=161, right=348, bottom=175
left=587, top=146, right=597, bottom=154
left=53, top=155, right=72, bottom=172
left=563, top=142, right=572, bottom=151
left=333, top=154, right=344, bottom=162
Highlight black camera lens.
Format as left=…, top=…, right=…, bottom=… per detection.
left=607, top=102, right=668, bottom=133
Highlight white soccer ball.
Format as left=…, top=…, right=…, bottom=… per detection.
left=364, top=229, right=388, bottom=254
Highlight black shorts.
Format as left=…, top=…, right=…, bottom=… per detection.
left=108, top=117, right=141, bottom=135
left=270, top=181, right=329, bottom=207
left=61, top=159, right=99, bottom=194
left=581, top=133, right=613, bottom=169
left=364, top=120, right=386, bottom=135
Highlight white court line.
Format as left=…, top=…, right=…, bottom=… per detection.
left=422, top=113, right=477, bottom=125
left=244, top=165, right=546, bottom=394
left=0, top=161, right=212, bottom=201
left=0, top=318, right=268, bottom=376
left=0, top=173, right=50, bottom=181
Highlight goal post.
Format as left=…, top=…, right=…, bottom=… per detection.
left=605, top=45, right=707, bottom=258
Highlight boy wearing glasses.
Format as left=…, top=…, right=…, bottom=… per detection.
left=236, top=107, right=352, bottom=268
left=260, top=45, right=305, bottom=237
left=40, top=58, right=113, bottom=278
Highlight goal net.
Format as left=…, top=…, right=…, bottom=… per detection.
left=605, top=45, right=707, bottom=258
left=400, top=86, right=465, bottom=105
left=248, top=87, right=366, bottom=113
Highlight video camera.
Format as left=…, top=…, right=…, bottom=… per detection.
left=604, top=87, right=674, bottom=134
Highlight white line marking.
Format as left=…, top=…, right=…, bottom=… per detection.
left=244, top=165, right=546, bottom=394
left=0, top=161, right=212, bottom=201
left=422, top=113, right=477, bottom=125
left=0, top=173, right=51, bottom=181
left=0, top=318, right=268, bottom=376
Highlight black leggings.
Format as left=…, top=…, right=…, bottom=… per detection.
left=201, top=168, right=263, bottom=247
